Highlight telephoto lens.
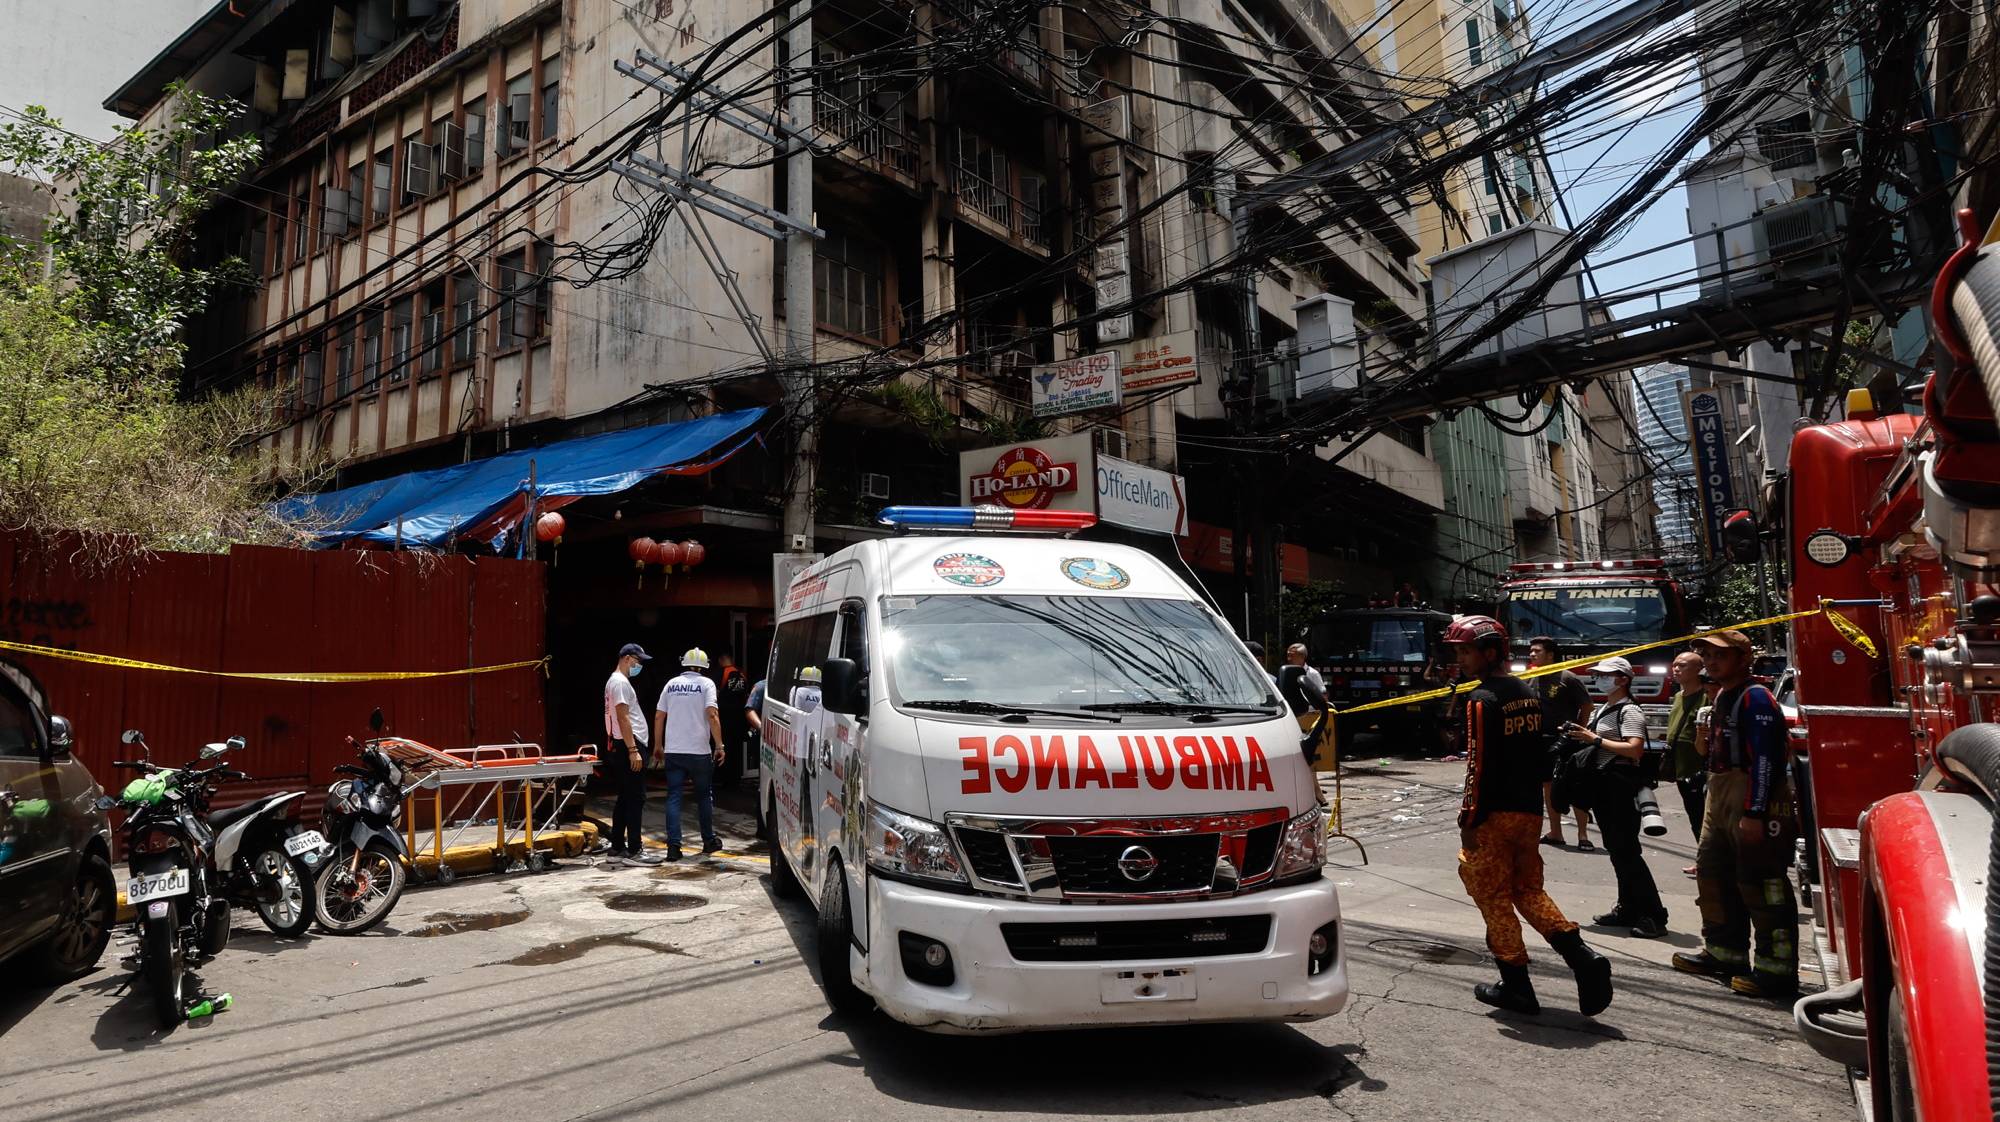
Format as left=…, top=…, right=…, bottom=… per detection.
left=1637, top=785, right=1668, bottom=837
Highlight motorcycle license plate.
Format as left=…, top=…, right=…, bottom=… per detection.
left=285, top=830, right=329, bottom=858
left=127, top=868, right=189, bottom=904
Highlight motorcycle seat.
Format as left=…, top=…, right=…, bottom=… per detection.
left=209, top=795, right=282, bottom=830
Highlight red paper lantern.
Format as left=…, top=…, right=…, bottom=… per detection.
left=681, top=540, right=706, bottom=567
left=534, top=512, right=566, bottom=543
left=654, top=540, right=686, bottom=567
left=628, top=537, right=657, bottom=565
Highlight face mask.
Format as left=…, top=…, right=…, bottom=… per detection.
left=1595, top=676, right=1619, bottom=691
left=625, top=664, right=643, bottom=678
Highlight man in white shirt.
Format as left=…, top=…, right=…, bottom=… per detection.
left=602, top=643, right=660, bottom=866
left=653, top=647, right=726, bottom=860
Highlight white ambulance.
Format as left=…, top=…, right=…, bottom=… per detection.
left=758, top=505, right=1346, bottom=1032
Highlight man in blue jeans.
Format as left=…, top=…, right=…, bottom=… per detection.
left=653, top=647, right=726, bottom=861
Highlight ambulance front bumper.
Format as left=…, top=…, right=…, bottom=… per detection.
left=860, top=872, right=1348, bottom=1033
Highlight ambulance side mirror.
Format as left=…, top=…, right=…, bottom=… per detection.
left=821, top=657, right=865, bottom=716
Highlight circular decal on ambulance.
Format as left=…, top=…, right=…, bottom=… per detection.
left=1060, top=557, right=1130, bottom=590
left=933, top=552, right=1006, bottom=587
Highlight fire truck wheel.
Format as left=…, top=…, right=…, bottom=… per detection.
left=815, top=856, right=870, bottom=1017
left=1884, top=984, right=1917, bottom=1120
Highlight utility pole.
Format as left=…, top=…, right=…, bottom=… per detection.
left=780, top=0, right=816, bottom=554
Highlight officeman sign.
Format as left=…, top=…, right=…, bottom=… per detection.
left=1680, top=387, right=1738, bottom=559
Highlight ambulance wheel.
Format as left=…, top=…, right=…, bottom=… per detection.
left=767, top=792, right=801, bottom=899
left=815, top=857, right=869, bottom=1017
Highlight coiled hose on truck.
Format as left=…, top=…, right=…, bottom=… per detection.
left=1930, top=724, right=2000, bottom=1118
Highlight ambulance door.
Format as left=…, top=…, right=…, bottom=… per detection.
left=766, top=608, right=835, bottom=891
left=788, top=610, right=836, bottom=893
left=816, top=599, right=870, bottom=938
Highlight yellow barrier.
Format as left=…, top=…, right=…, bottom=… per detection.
left=1328, top=600, right=1874, bottom=722
left=0, top=638, right=548, bottom=683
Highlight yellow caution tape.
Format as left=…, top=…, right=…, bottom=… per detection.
left=0, top=638, right=549, bottom=683
left=1330, top=600, right=1877, bottom=720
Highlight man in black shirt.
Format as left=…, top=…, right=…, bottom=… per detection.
left=1529, top=636, right=1595, bottom=849
left=1449, top=615, right=1612, bottom=1017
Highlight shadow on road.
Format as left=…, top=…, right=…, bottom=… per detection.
left=760, top=873, right=1388, bottom=1115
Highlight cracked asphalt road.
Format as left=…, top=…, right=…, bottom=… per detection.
left=0, top=759, right=1852, bottom=1121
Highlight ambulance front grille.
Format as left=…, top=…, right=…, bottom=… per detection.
left=947, top=809, right=1290, bottom=901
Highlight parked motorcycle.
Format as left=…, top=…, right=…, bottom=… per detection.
left=313, top=710, right=412, bottom=935
left=104, top=731, right=243, bottom=1027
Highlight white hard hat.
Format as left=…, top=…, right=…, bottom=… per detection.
left=681, top=647, right=710, bottom=669
left=799, top=665, right=822, bottom=684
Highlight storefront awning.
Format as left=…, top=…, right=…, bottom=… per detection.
left=281, top=408, right=767, bottom=548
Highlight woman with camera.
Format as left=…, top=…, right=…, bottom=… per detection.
left=1561, top=657, right=1668, bottom=937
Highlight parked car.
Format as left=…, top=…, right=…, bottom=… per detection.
left=0, top=658, right=116, bottom=983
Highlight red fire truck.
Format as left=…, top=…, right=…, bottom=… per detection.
left=1495, top=559, right=1691, bottom=731
left=1783, top=211, right=1998, bottom=1121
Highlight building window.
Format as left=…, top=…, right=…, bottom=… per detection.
left=496, top=240, right=552, bottom=349
left=1488, top=213, right=1505, bottom=235
left=346, top=158, right=366, bottom=235
left=465, top=95, right=487, bottom=174
left=335, top=322, right=355, bottom=398
left=499, top=73, right=532, bottom=160
left=402, top=130, right=432, bottom=207
left=815, top=228, right=885, bottom=341
left=388, top=296, right=414, bottom=382
left=292, top=184, right=311, bottom=261
left=496, top=249, right=528, bottom=349
left=301, top=347, right=324, bottom=408
left=538, top=55, right=561, bottom=142
left=360, top=310, right=382, bottom=391
left=451, top=268, right=478, bottom=362
left=1482, top=154, right=1499, bottom=196
left=421, top=279, right=447, bottom=373
left=1466, top=19, right=1482, bottom=66
left=371, top=148, right=393, bottom=223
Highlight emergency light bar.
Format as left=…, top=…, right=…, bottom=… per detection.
left=1506, top=559, right=1667, bottom=574
left=876, top=506, right=1099, bottom=533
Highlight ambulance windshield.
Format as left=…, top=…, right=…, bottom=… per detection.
left=880, top=594, right=1281, bottom=714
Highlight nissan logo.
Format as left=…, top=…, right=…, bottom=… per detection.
left=1116, top=845, right=1160, bottom=882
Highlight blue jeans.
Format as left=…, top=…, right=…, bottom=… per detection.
left=661, top=753, right=718, bottom=849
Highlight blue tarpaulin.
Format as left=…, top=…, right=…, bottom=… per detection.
left=280, top=407, right=767, bottom=548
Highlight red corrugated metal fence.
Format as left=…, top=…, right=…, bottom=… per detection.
left=0, top=534, right=547, bottom=797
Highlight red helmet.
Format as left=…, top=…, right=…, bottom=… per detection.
left=1443, top=614, right=1507, bottom=648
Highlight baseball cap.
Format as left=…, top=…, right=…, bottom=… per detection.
left=619, top=643, right=652, bottom=661
left=1589, top=656, right=1633, bottom=675
left=1691, top=630, right=1753, bottom=655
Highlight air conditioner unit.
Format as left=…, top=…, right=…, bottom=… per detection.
left=860, top=472, right=892, bottom=500
left=1758, top=196, right=1844, bottom=278
left=1091, top=427, right=1128, bottom=459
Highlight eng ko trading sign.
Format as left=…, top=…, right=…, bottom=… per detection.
left=1680, top=387, right=1738, bottom=559
left=959, top=434, right=1094, bottom=512
left=1031, top=350, right=1122, bottom=417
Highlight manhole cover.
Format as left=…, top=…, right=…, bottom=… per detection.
left=1367, top=938, right=1482, bottom=966
left=602, top=892, right=707, bottom=913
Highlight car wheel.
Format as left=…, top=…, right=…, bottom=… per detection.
left=31, top=853, right=115, bottom=983
left=815, top=856, right=870, bottom=1017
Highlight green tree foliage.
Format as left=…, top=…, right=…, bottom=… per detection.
left=0, top=87, right=262, bottom=376
left=0, top=87, right=318, bottom=553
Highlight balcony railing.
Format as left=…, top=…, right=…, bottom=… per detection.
left=815, top=93, right=920, bottom=182
left=948, top=143, right=1048, bottom=252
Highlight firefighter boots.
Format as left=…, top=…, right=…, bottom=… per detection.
left=1474, top=962, right=1541, bottom=1015
left=1548, top=928, right=1614, bottom=1016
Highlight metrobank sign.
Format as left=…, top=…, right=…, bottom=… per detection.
left=1680, top=387, right=1737, bottom=558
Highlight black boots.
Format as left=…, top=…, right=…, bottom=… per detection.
left=1549, top=927, right=1614, bottom=1016
left=1474, top=962, right=1542, bottom=1015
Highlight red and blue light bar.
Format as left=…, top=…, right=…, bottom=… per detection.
left=877, top=505, right=1098, bottom=532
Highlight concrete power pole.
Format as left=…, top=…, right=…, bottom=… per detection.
left=780, top=0, right=817, bottom=553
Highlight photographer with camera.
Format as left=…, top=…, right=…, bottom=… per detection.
left=1561, top=657, right=1668, bottom=938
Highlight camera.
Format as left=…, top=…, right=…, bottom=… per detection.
left=1637, top=785, right=1667, bottom=837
